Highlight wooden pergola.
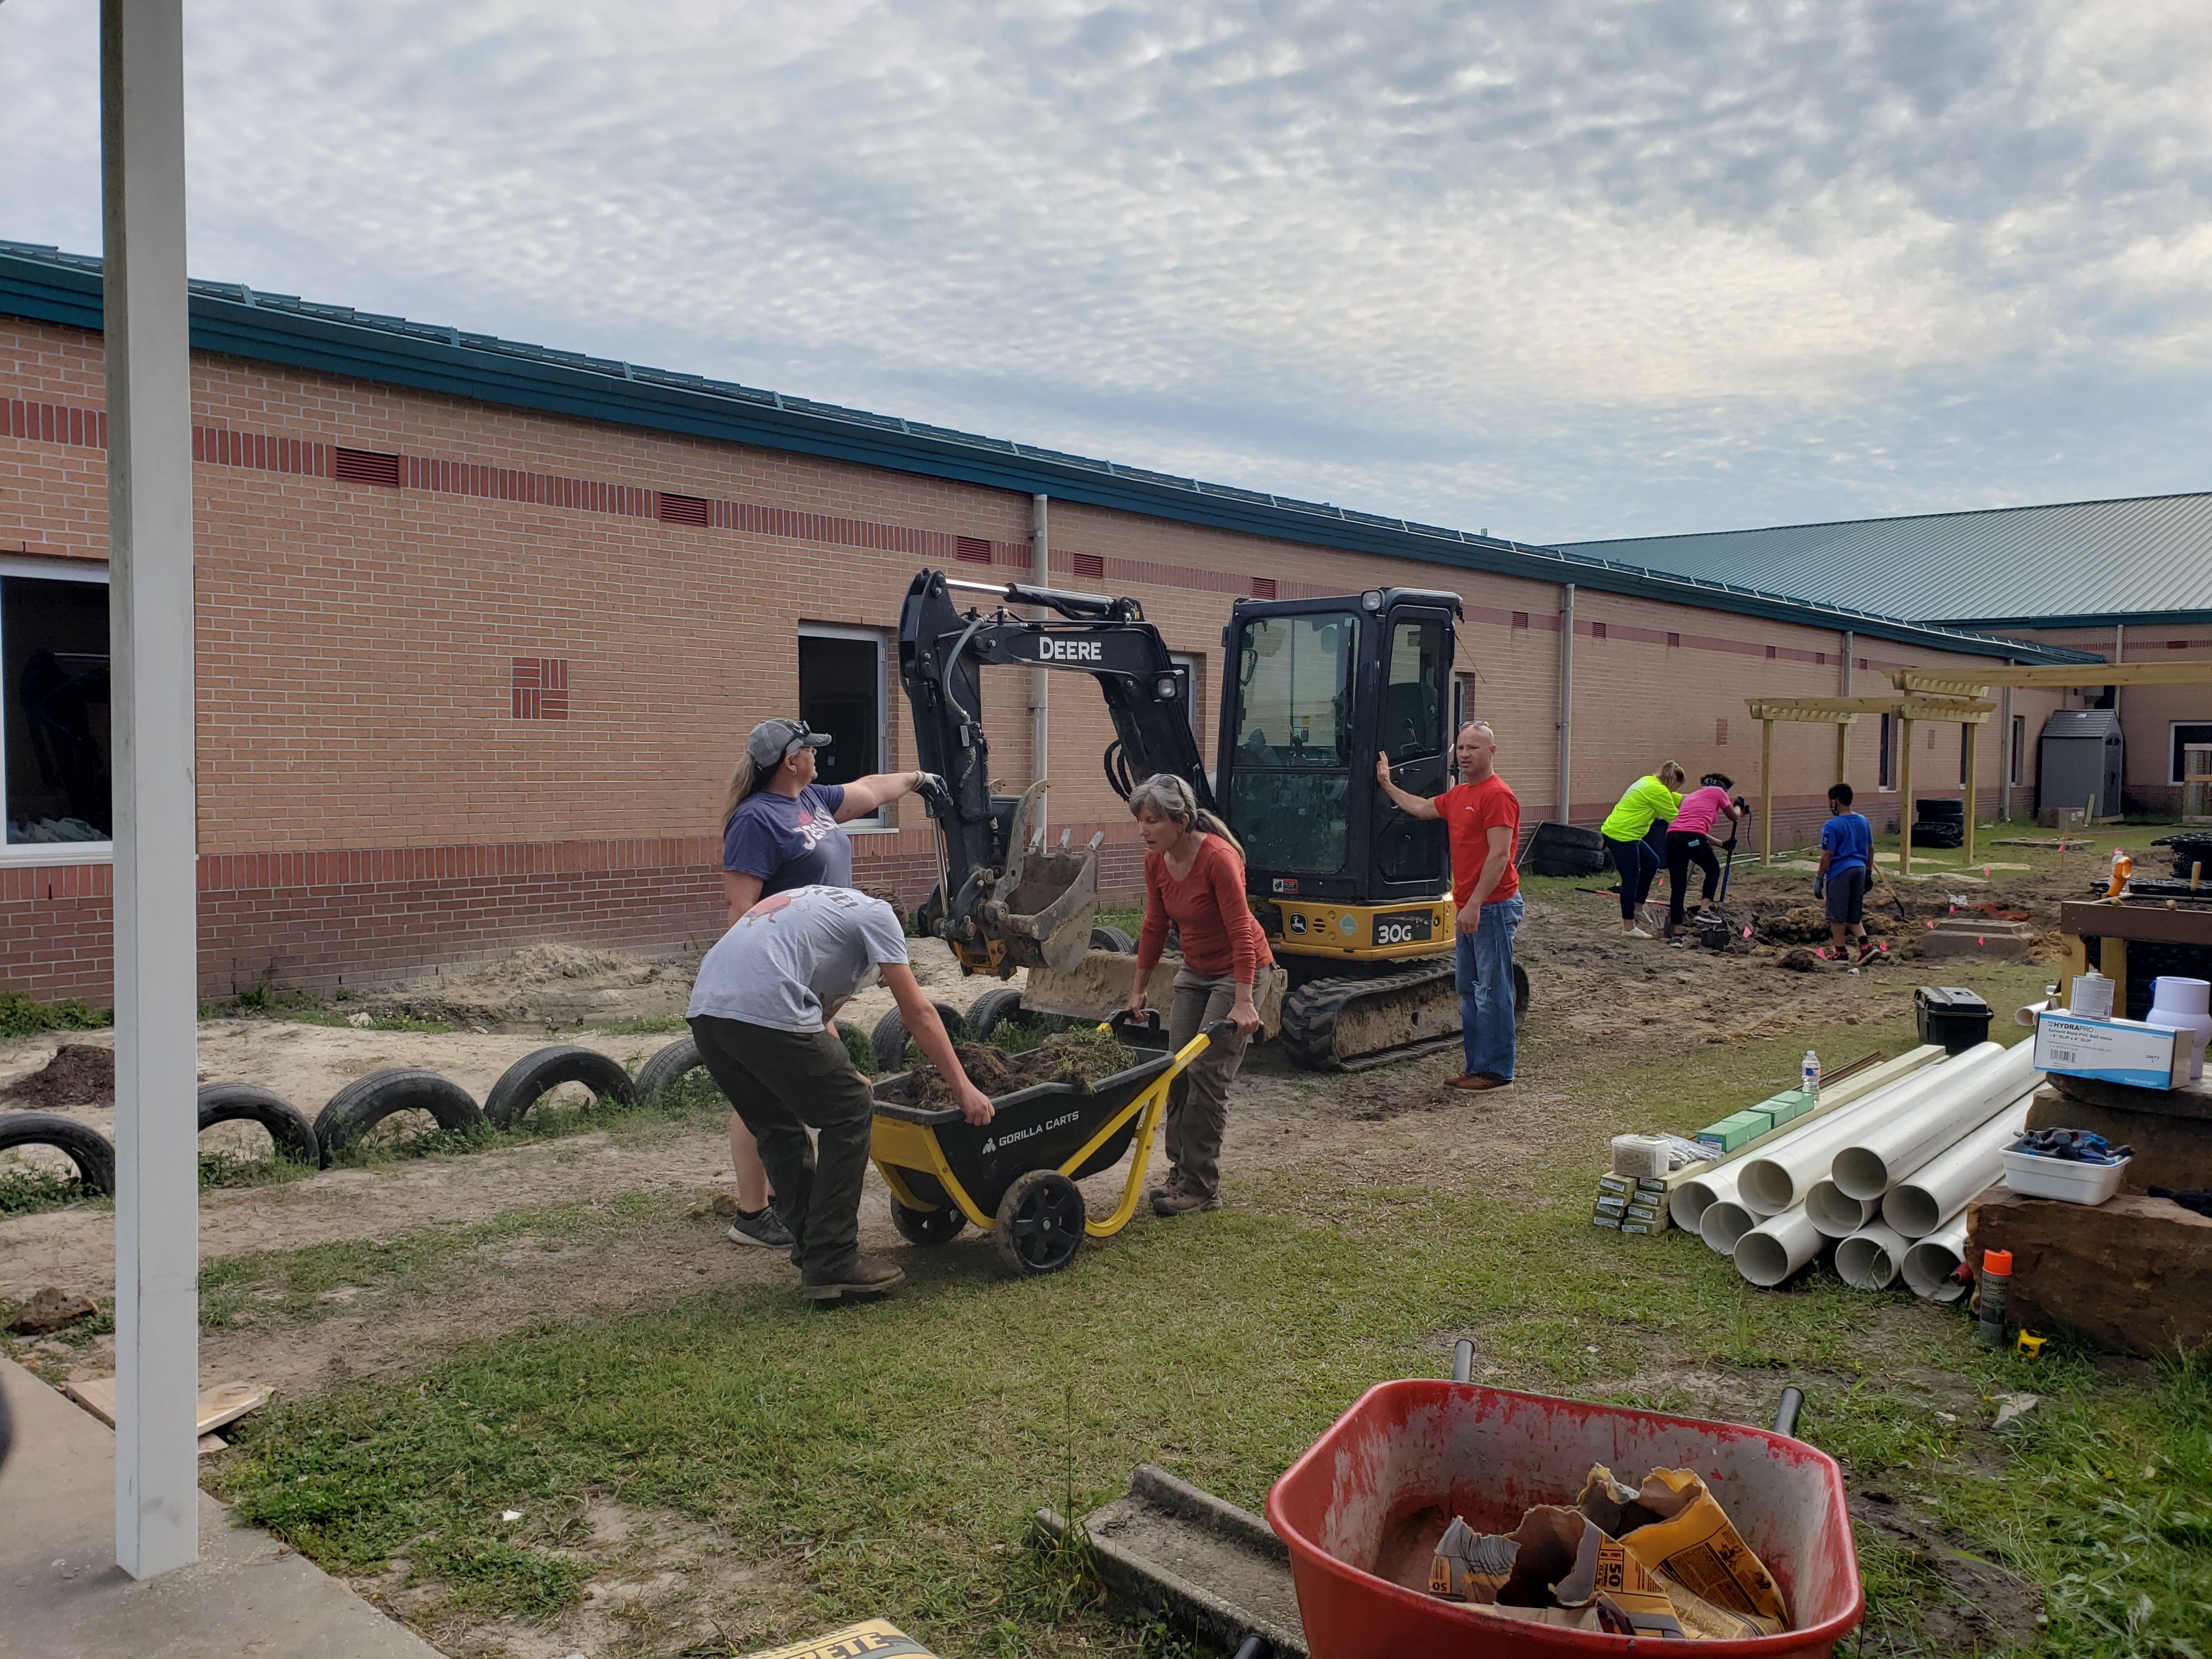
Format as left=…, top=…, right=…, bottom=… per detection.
left=1744, top=694, right=1995, bottom=873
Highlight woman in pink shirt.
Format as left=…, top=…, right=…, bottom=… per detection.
left=1662, top=772, right=1746, bottom=945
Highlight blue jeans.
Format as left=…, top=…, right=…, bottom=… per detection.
left=1455, top=894, right=1523, bottom=1080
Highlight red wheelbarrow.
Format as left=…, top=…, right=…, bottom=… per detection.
left=1265, top=1373, right=1861, bottom=1658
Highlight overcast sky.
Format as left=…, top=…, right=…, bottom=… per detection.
left=4, top=1, right=2209, bottom=545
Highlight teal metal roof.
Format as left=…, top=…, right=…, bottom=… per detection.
left=0, top=239, right=2100, bottom=665
left=1562, top=495, right=2212, bottom=629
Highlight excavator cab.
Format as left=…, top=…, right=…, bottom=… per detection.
left=1218, top=589, right=1464, bottom=966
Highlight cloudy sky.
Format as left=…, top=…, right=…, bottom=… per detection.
left=4, top=1, right=2209, bottom=545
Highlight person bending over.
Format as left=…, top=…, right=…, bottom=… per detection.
left=713, top=716, right=940, bottom=1251
left=1662, top=773, right=1746, bottom=946
left=687, top=885, right=992, bottom=1304
left=1599, top=762, right=1685, bottom=936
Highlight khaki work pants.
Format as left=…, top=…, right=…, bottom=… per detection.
left=1163, top=964, right=1275, bottom=1200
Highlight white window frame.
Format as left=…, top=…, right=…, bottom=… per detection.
left=796, top=623, right=893, bottom=833
left=2171, top=720, right=2212, bottom=786
left=1, top=556, right=114, bottom=866
left=1171, top=651, right=1205, bottom=743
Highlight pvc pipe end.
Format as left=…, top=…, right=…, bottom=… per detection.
left=1700, top=1201, right=1753, bottom=1255
left=1736, top=1232, right=1793, bottom=1288
left=1831, top=1147, right=1889, bottom=1203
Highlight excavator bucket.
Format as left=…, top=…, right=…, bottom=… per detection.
left=979, top=782, right=1098, bottom=974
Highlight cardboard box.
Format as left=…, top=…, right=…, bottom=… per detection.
left=743, top=1621, right=941, bottom=1659
left=1760, top=1089, right=1816, bottom=1127
left=2034, top=1012, right=2188, bottom=1091
left=1695, top=1111, right=1771, bottom=1157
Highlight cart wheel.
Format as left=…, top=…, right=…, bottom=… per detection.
left=994, top=1170, right=1086, bottom=1276
left=890, top=1200, right=967, bottom=1246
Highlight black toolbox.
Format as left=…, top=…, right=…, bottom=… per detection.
left=1915, top=985, right=1994, bottom=1054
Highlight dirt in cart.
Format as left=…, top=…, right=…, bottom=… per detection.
left=907, top=1028, right=1138, bottom=1109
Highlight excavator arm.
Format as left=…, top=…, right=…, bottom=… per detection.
left=896, top=567, right=1210, bottom=973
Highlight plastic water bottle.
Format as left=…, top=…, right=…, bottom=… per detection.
left=1801, top=1049, right=1820, bottom=1098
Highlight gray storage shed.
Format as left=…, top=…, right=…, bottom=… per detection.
left=2038, top=709, right=2125, bottom=818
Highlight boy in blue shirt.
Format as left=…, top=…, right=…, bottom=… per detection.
left=1815, top=783, right=1876, bottom=965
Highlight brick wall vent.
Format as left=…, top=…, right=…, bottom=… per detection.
left=512, top=657, right=570, bottom=720
left=1071, top=551, right=1104, bottom=579
left=1715, top=718, right=1729, bottom=745
left=1765, top=644, right=1778, bottom=659
left=657, top=492, right=709, bottom=526
left=1667, top=631, right=1680, bottom=648
left=332, top=447, right=402, bottom=488
left=955, top=535, right=994, bottom=564
left=1251, top=577, right=1277, bottom=599
left=1589, top=621, right=1607, bottom=640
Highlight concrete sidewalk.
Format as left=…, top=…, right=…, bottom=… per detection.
left=0, top=1357, right=442, bottom=1658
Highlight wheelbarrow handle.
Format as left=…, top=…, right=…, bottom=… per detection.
left=1109, top=1008, right=1166, bottom=1036
left=1772, top=1385, right=1804, bottom=1440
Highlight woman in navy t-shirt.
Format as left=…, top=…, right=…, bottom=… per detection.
left=710, top=718, right=935, bottom=1249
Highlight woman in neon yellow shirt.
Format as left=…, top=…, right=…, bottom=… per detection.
left=1599, top=763, right=1685, bottom=936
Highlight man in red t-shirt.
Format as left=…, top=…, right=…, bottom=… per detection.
left=1375, top=721, right=1524, bottom=1090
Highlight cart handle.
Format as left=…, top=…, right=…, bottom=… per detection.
left=1772, top=1385, right=1804, bottom=1440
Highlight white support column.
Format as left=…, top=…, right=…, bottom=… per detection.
left=102, top=0, right=200, bottom=1581
left=1030, top=494, right=1049, bottom=823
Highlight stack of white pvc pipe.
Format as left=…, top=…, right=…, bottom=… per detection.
left=1723, top=1040, right=2047, bottom=1291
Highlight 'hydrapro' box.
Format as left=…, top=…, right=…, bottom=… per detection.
left=2032, top=1011, right=2187, bottom=1091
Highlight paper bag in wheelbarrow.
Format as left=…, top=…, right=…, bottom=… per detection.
left=1427, top=1464, right=1788, bottom=1639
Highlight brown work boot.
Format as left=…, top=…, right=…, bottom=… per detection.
left=1151, top=1175, right=1220, bottom=1216
left=1447, top=1073, right=1510, bottom=1091
left=800, top=1254, right=905, bottom=1302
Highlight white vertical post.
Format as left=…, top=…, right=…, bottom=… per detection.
left=103, top=0, right=200, bottom=1581
left=1030, top=494, right=1049, bottom=827
left=1555, top=583, right=1574, bottom=823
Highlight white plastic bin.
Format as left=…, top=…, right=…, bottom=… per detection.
left=2001, top=1147, right=2129, bottom=1205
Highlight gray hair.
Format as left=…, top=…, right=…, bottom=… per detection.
left=1127, top=773, right=1243, bottom=857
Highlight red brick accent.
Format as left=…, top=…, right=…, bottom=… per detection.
left=511, top=657, right=571, bottom=720
left=5, top=396, right=106, bottom=449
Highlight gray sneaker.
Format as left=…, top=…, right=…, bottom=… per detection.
left=725, top=1206, right=794, bottom=1250
left=800, top=1254, right=906, bottom=1302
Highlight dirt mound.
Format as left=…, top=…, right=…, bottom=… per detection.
left=909, top=1029, right=1137, bottom=1110
left=1757, top=905, right=1895, bottom=945
left=1, top=1044, right=116, bottom=1109
left=369, top=943, right=698, bottom=1028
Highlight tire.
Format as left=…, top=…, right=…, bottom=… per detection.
left=1090, top=924, right=1136, bottom=954
left=871, top=1001, right=968, bottom=1073
left=994, top=1169, right=1086, bottom=1276
left=196, top=1082, right=320, bottom=1167
left=890, top=1199, right=967, bottom=1246
left=1916, top=799, right=1966, bottom=822
left=634, top=1035, right=707, bottom=1105
left=1528, top=851, right=1606, bottom=878
left=964, top=988, right=1026, bottom=1042
left=314, top=1069, right=483, bottom=1165
left=1529, top=821, right=1605, bottom=854
left=0, top=1110, right=115, bottom=1195
left=483, top=1045, right=636, bottom=1130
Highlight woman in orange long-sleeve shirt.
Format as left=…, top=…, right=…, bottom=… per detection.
left=1122, top=774, right=1275, bottom=1217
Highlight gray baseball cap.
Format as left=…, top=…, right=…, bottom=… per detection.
left=746, top=718, right=832, bottom=768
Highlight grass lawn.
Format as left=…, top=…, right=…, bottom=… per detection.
left=199, top=924, right=2212, bottom=1658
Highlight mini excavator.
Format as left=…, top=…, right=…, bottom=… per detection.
left=895, top=567, right=1528, bottom=1070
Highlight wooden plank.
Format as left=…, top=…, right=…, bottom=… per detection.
left=1660, top=1046, right=1944, bottom=1190
left=1834, top=721, right=1848, bottom=793
left=1760, top=718, right=1774, bottom=865
left=1745, top=695, right=1991, bottom=721
left=1895, top=661, right=2212, bottom=695
left=2060, top=900, right=2212, bottom=947
left=1899, top=717, right=1915, bottom=876
left=65, top=1376, right=268, bottom=1436
left=1962, top=720, right=1978, bottom=865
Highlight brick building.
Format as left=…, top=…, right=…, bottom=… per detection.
left=1, top=240, right=2097, bottom=1003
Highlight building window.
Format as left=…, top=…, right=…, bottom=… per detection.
left=1171, top=652, right=1205, bottom=743
left=2011, top=714, right=2025, bottom=786
left=2172, top=722, right=2212, bottom=785
left=3, top=565, right=112, bottom=850
left=1878, top=714, right=1895, bottom=789
left=1452, top=673, right=1476, bottom=736
left=798, top=627, right=888, bottom=827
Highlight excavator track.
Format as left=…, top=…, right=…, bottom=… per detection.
left=1277, top=958, right=1531, bottom=1072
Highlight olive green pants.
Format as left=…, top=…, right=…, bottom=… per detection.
left=687, top=1015, right=874, bottom=1282
left=1163, top=964, right=1275, bottom=1200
